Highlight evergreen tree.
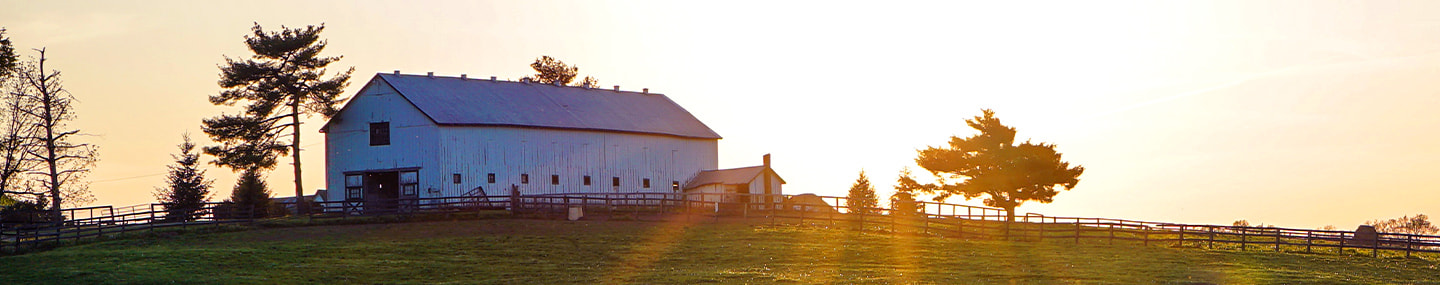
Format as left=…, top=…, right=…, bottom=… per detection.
left=202, top=23, right=352, bottom=215
left=0, top=28, right=16, bottom=77
left=889, top=168, right=923, bottom=217
left=901, top=109, right=1084, bottom=223
left=229, top=169, right=272, bottom=218
left=153, top=135, right=213, bottom=221
left=520, top=56, right=599, bottom=87
left=845, top=170, right=879, bottom=215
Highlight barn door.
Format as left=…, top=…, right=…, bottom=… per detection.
left=399, top=170, right=419, bottom=212
left=344, top=174, right=364, bottom=215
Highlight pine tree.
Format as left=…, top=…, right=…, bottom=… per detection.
left=0, top=28, right=16, bottom=77
left=845, top=170, right=879, bottom=215
left=520, top=56, right=599, bottom=87
left=202, top=23, right=352, bottom=215
left=154, top=135, right=213, bottom=221
left=229, top=169, right=272, bottom=218
left=903, top=109, right=1084, bottom=223
left=889, top=168, right=923, bottom=217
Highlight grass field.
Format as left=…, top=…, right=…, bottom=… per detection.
left=2, top=218, right=1439, bottom=284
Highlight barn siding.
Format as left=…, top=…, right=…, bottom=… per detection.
left=433, top=126, right=717, bottom=196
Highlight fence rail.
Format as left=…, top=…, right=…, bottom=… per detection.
left=4, top=192, right=1438, bottom=258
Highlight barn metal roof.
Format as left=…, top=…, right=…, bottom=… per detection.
left=683, top=165, right=785, bottom=190
left=372, top=73, right=721, bottom=139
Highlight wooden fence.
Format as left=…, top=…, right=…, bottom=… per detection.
left=5, top=192, right=1439, bottom=258
left=516, top=193, right=1440, bottom=258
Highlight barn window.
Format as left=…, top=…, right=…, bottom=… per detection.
left=487, top=173, right=495, bottom=183
left=369, top=122, right=390, bottom=146
left=583, top=176, right=591, bottom=186
left=521, top=174, right=529, bottom=184
left=642, top=178, right=651, bottom=188
left=400, top=171, right=419, bottom=196
left=672, top=181, right=680, bottom=191
left=612, top=177, right=620, bottom=187
left=550, top=175, right=559, bottom=185
left=345, top=174, right=363, bottom=200
left=453, top=173, right=462, bottom=184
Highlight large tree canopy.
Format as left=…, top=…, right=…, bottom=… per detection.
left=899, top=109, right=1084, bottom=222
left=521, top=56, right=598, bottom=87
left=202, top=23, right=351, bottom=214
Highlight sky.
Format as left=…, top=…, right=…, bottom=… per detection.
left=3, top=0, right=1440, bottom=229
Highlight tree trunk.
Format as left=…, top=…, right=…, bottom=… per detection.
left=291, top=99, right=307, bottom=215
left=1004, top=206, right=1015, bottom=239
left=37, top=50, right=62, bottom=220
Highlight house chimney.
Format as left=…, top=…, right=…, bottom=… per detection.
left=643, top=88, right=649, bottom=94
left=490, top=76, right=497, bottom=82
left=762, top=153, right=774, bottom=197
left=393, top=70, right=400, bottom=75
left=460, top=74, right=467, bottom=79
left=613, top=85, right=620, bottom=91
left=427, top=72, right=434, bottom=78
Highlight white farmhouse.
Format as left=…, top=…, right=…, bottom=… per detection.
left=322, top=72, right=782, bottom=208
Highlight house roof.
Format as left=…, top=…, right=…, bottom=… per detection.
left=332, top=73, right=722, bottom=139
left=683, top=165, right=786, bottom=190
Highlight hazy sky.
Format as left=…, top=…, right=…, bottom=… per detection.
left=4, top=0, right=1440, bottom=229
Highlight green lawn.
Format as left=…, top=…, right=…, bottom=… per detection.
left=2, top=218, right=1438, bottom=284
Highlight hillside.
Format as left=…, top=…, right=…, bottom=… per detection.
left=2, top=219, right=1438, bottom=284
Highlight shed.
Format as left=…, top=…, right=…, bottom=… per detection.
left=683, top=154, right=785, bottom=203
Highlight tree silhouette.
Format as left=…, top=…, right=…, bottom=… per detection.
left=900, top=109, right=1084, bottom=223
left=1367, top=214, right=1439, bottom=235
left=846, top=170, right=879, bottom=215
left=0, top=28, right=15, bottom=77
left=889, top=168, right=923, bottom=217
left=520, top=56, right=598, bottom=87
left=202, top=23, right=352, bottom=215
left=154, top=134, right=213, bottom=221
left=10, top=48, right=97, bottom=215
left=229, top=169, right=272, bottom=218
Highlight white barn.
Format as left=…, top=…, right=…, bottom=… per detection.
left=322, top=72, right=782, bottom=207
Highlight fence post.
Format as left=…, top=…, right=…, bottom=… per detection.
left=1038, top=216, right=1045, bottom=242
left=1306, top=231, right=1312, bottom=253
left=1108, top=224, right=1114, bottom=245
left=1074, top=220, right=1080, bottom=244
left=1339, top=232, right=1346, bottom=255
left=1241, top=228, right=1247, bottom=251
left=1274, top=229, right=1280, bottom=252
left=1407, top=235, right=1413, bottom=258
left=1372, top=236, right=1378, bottom=258
left=957, top=214, right=965, bottom=239
left=1207, top=226, right=1214, bottom=249
left=1143, top=225, right=1149, bottom=246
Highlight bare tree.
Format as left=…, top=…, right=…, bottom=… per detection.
left=1367, top=214, right=1439, bottom=235
left=11, top=48, right=96, bottom=215
left=0, top=74, right=38, bottom=202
